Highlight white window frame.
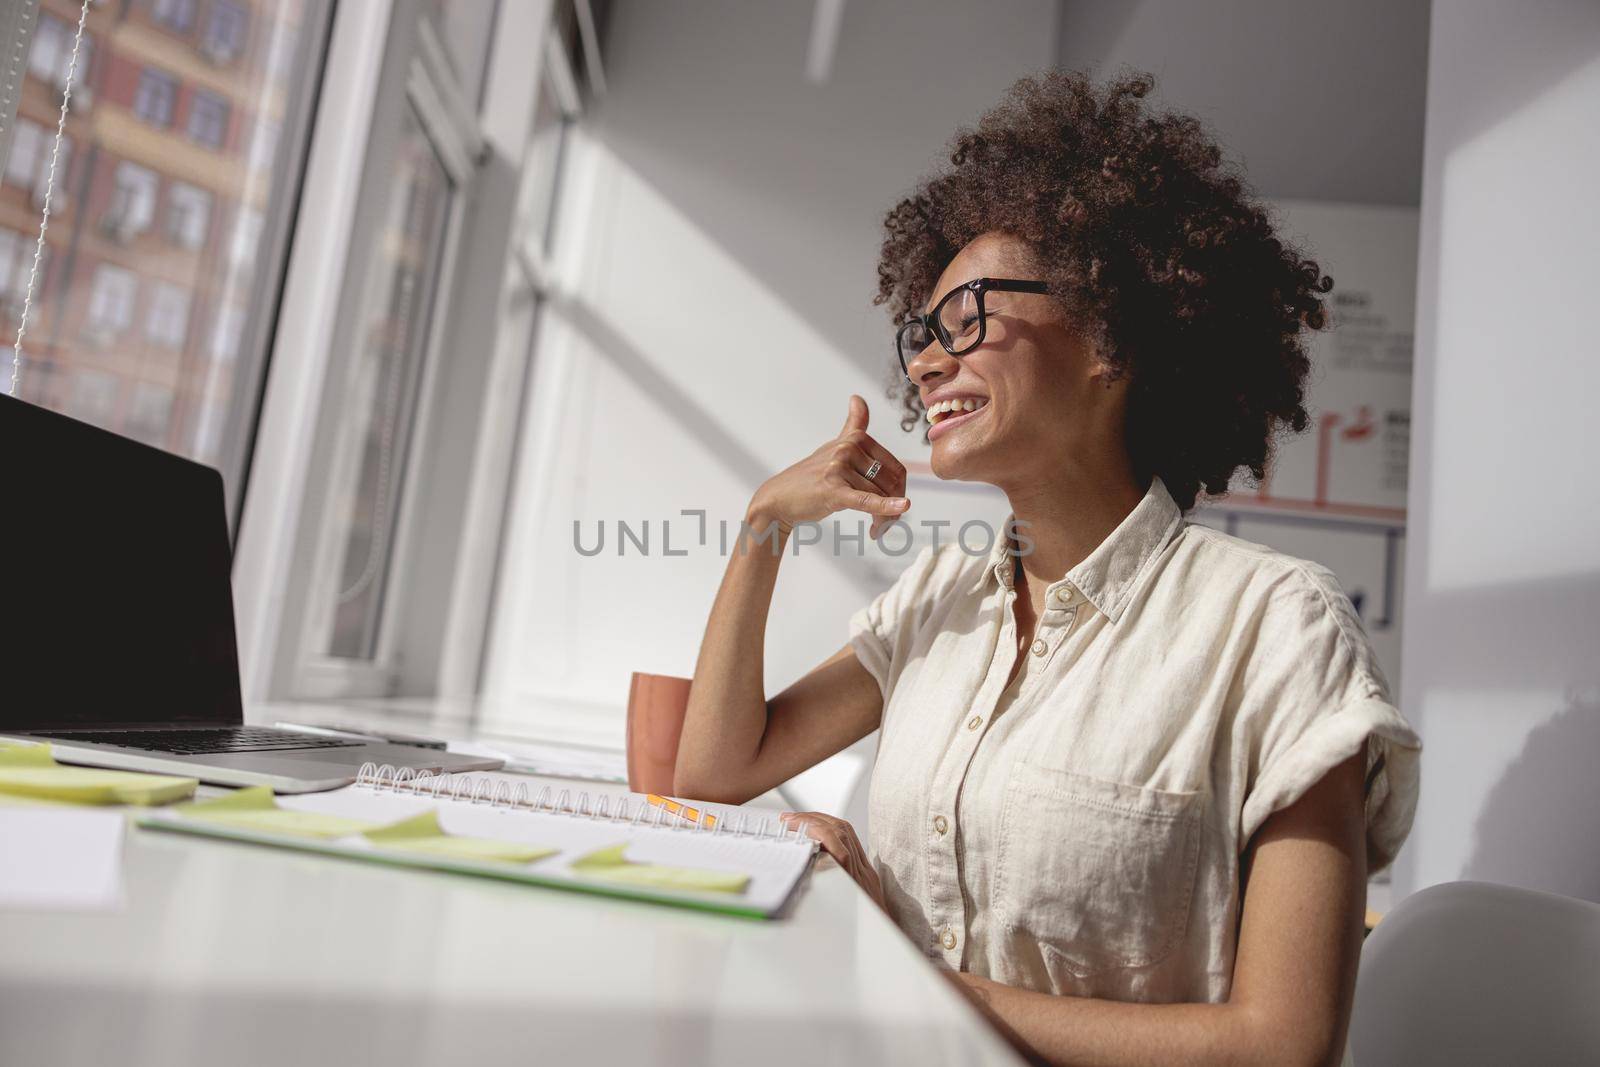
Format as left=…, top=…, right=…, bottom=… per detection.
left=234, top=0, right=572, bottom=707
left=233, top=0, right=483, bottom=702
left=294, top=18, right=480, bottom=698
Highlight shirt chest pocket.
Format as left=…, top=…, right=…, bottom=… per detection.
left=993, top=762, right=1203, bottom=980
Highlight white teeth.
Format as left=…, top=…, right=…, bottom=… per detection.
left=926, top=397, right=988, bottom=425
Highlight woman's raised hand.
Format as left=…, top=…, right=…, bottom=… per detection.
left=747, top=395, right=910, bottom=540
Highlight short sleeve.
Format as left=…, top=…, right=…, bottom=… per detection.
left=1236, top=561, right=1422, bottom=874
left=848, top=543, right=963, bottom=698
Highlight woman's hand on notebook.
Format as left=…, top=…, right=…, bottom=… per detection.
left=779, top=811, right=885, bottom=909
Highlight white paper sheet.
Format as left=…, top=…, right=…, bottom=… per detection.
left=0, top=807, right=126, bottom=910
left=446, top=739, right=629, bottom=783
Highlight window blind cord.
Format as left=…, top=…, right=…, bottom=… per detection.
left=6, top=0, right=90, bottom=398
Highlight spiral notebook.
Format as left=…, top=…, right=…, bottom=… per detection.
left=137, top=764, right=818, bottom=919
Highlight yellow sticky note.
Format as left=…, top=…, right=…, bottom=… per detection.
left=0, top=742, right=197, bottom=806
left=571, top=843, right=750, bottom=894
left=363, top=811, right=557, bottom=864
left=0, top=743, right=57, bottom=768
left=174, top=786, right=375, bottom=839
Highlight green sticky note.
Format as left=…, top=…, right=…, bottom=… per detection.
left=174, top=786, right=376, bottom=839
left=0, top=742, right=197, bottom=806
left=571, top=843, right=750, bottom=894
left=362, top=810, right=557, bottom=864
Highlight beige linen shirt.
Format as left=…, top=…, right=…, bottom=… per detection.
left=848, top=474, right=1421, bottom=1004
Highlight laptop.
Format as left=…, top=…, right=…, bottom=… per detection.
left=0, top=393, right=501, bottom=792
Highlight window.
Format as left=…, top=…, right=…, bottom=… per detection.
left=1, top=347, right=61, bottom=400
left=4, top=120, right=42, bottom=187
left=186, top=90, right=230, bottom=149
left=320, top=104, right=453, bottom=660
left=165, top=182, right=212, bottom=248
left=6, top=121, right=73, bottom=207
left=27, top=14, right=92, bottom=91
left=86, top=265, right=138, bottom=336
left=106, top=161, right=160, bottom=238
left=0, top=234, right=46, bottom=311
left=0, top=227, right=46, bottom=325
left=0, top=230, right=19, bottom=297
left=26, top=14, right=66, bottom=81
left=8, top=1, right=330, bottom=513
left=152, top=0, right=198, bottom=34
left=127, top=383, right=176, bottom=444
left=201, top=1, right=249, bottom=64
left=145, top=282, right=191, bottom=348
left=69, top=369, right=120, bottom=423
left=134, top=68, right=178, bottom=127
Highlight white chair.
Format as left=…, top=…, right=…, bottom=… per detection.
left=1350, top=880, right=1600, bottom=1066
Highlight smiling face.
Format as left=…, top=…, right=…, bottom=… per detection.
left=905, top=231, right=1122, bottom=490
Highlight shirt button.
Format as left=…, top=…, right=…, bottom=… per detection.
left=933, top=814, right=948, bottom=835
left=941, top=928, right=958, bottom=951
left=1030, top=639, right=1047, bottom=656
left=966, top=715, right=983, bottom=731
left=1055, top=587, right=1073, bottom=604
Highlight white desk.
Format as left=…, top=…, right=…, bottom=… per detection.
left=0, top=713, right=1024, bottom=1067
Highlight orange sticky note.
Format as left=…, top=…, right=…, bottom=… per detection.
left=645, top=793, right=718, bottom=828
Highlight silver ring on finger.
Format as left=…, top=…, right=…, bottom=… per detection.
left=864, top=459, right=883, bottom=481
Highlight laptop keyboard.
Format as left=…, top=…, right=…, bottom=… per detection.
left=51, top=726, right=366, bottom=755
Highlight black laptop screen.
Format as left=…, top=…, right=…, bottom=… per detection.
left=1, top=395, right=245, bottom=730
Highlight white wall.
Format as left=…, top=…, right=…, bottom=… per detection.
left=1056, top=0, right=1430, bottom=206
left=1393, top=0, right=1600, bottom=903
left=480, top=1, right=1054, bottom=767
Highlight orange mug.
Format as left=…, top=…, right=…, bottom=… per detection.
left=626, top=672, right=692, bottom=795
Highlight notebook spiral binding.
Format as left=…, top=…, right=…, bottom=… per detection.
left=356, top=763, right=808, bottom=844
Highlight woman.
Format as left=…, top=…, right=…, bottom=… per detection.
left=675, top=71, right=1420, bottom=1067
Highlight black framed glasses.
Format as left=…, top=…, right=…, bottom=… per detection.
left=895, top=277, right=1050, bottom=382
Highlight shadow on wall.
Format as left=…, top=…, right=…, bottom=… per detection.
left=1463, top=691, right=1600, bottom=903
left=587, top=0, right=1060, bottom=382
left=549, top=291, right=886, bottom=601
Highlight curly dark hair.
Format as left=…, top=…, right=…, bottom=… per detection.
left=874, top=70, right=1332, bottom=512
